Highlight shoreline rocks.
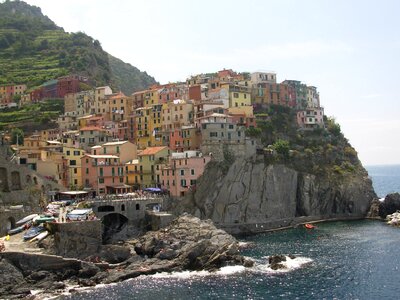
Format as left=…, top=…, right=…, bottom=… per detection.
left=0, top=214, right=253, bottom=299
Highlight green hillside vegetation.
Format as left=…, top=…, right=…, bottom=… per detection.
left=253, top=105, right=363, bottom=178
left=0, top=0, right=156, bottom=93
left=109, top=54, right=157, bottom=95
left=0, top=98, right=63, bottom=130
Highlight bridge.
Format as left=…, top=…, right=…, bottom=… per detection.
left=87, top=195, right=165, bottom=241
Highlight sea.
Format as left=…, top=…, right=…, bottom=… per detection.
left=61, top=165, right=400, bottom=300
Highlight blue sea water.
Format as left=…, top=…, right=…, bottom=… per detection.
left=366, top=164, right=400, bottom=198
left=63, top=165, right=400, bottom=300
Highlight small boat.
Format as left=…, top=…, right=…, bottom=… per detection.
left=33, top=216, right=56, bottom=226
left=304, top=223, right=316, bottom=229
left=29, top=231, right=49, bottom=243
left=16, top=214, right=39, bottom=226
left=8, top=225, right=24, bottom=235
left=23, top=226, right=45, bottom=240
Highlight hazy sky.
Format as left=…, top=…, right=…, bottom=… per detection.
left=22, top=0, right=400, bottom=166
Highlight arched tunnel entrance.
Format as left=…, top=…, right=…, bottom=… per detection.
left=101, top=213, right=129, bottom=243
left=6, top=217, right=15, bottom=231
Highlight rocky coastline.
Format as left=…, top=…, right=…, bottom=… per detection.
left=0, top=214, right=253, bottom=299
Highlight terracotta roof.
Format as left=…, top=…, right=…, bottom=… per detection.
left=110, top=92, right=126, bottom=99
left=138, top=146, right=168, bottom=156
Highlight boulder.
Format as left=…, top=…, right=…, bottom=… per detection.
left=0, top=258, right=25, bottom=289
left=379, top=193, right=400, bottom=219
left=269, top=254, right=287, bottom=270
left=99, top=245, right=131, bottom=264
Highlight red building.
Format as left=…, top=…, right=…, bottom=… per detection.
left=57, top=76, right=80, bottom=98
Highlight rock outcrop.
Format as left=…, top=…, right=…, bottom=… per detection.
left=0, top=214, right=251, bottom=298
left=378, top=193, right=400, bottom=219
left=180, top=158, right=375, bottom=233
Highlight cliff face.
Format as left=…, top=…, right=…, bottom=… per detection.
left=188, top=156, right=375, bottom=232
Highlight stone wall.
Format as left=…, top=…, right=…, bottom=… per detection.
left=200, top=138, right=257, bottom=162
left=49, top=220, right=102, bottom=258
left=0, top=152, right=63, bottom=235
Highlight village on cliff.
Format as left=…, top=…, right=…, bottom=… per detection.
left=0, top=69, right=324, bottom=198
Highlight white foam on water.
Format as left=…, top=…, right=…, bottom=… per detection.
left=149, top=269, right=211, bottom=279
left=216, top=265, right=246, bottom=275
left=148, top=265, right=247, bottom=279
left=252, top=255, right=313, bottom=274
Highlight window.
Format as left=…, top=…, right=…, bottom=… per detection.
left=181, top=179, right=186, bottom=187
left=74, top=168, right=77, bottom=174
left=70, top=160, right=76, bottom=166
left=233, top=93, right=239, bottom=98
left=73, top=150, right=80, bottom=156
left=191, top=169, right=195, bottom=175
left=210, top=132, right=218, bottom=137
left=99, top=178, right=104, bottom=183
left=86, top=168, right=89, bottom=174
left=136, top=204, right=140, bottom=210
left=74, top=179, right=78, bottom=185
left=66, top=150, right=70, bottom=155
left=180, top=169, right=185, bottom=176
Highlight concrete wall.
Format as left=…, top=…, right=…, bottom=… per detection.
left=50, top=220, right=102, bottom=258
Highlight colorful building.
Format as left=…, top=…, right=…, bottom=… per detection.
left=297, top=107, right=325, bottom=129
left=160, top=150, right=211, bottom=197
left=137, top=146, right=170, bottom=188
left=81, top=154, right=131, bottom=195
left=63, top=146, right=85, bottom=189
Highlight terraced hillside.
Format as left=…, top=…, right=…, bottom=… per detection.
left=0, top=0, right=156, bottom=93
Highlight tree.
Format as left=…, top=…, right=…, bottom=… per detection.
left=11, top=128, right=24, bottom=145
left=273, top=139, right=290, bottom=158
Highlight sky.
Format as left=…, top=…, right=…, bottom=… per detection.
left=20, top=0, right=400, bottom=166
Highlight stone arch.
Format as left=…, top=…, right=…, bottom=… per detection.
left=0, top=167, right=9, bottom=192
left=11, top=171, right=21, bottom=190
left=26, top=174, right=32, bottom=184
left=101, top=213, right=129, bottom=243
left=6, top=217, right=15, bottom=231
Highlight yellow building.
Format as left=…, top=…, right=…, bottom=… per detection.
left=63, top=146, right=85, bottom=189
left=135, top=104, right=163, bottom=149
left=137, top=146, right=169, bottom=188
left=161, top=99, right=194, bottom=132
left=220, top=83, right=252, bottom=108
left=108, top=92, right=134, bottom=122
left=125, top=159, right=140, bottom=188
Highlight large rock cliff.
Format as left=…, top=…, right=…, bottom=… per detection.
left=176, top=155, right=375, bottom=233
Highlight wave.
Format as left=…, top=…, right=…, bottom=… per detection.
left=147, top=255, right=312, bottom=279
left=253, top=255, right=313, bottom=274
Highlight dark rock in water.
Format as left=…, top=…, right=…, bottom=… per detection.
left=269, top=254, right=287, bottom=270
left=379, top=193, right=400, bottom=218
left=133, top=214, right=246, bottom=273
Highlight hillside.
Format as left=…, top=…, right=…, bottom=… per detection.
left=0, top=0, right=156, bottom=93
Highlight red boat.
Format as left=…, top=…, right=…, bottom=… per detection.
left=304, top=223, right=316, bottom=229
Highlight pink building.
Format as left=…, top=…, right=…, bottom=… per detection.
left=160, top=150, right=211, bottom=197
left=296, top=107, right=325, bottom=129
left=81, top=154, right=132, bottom=195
